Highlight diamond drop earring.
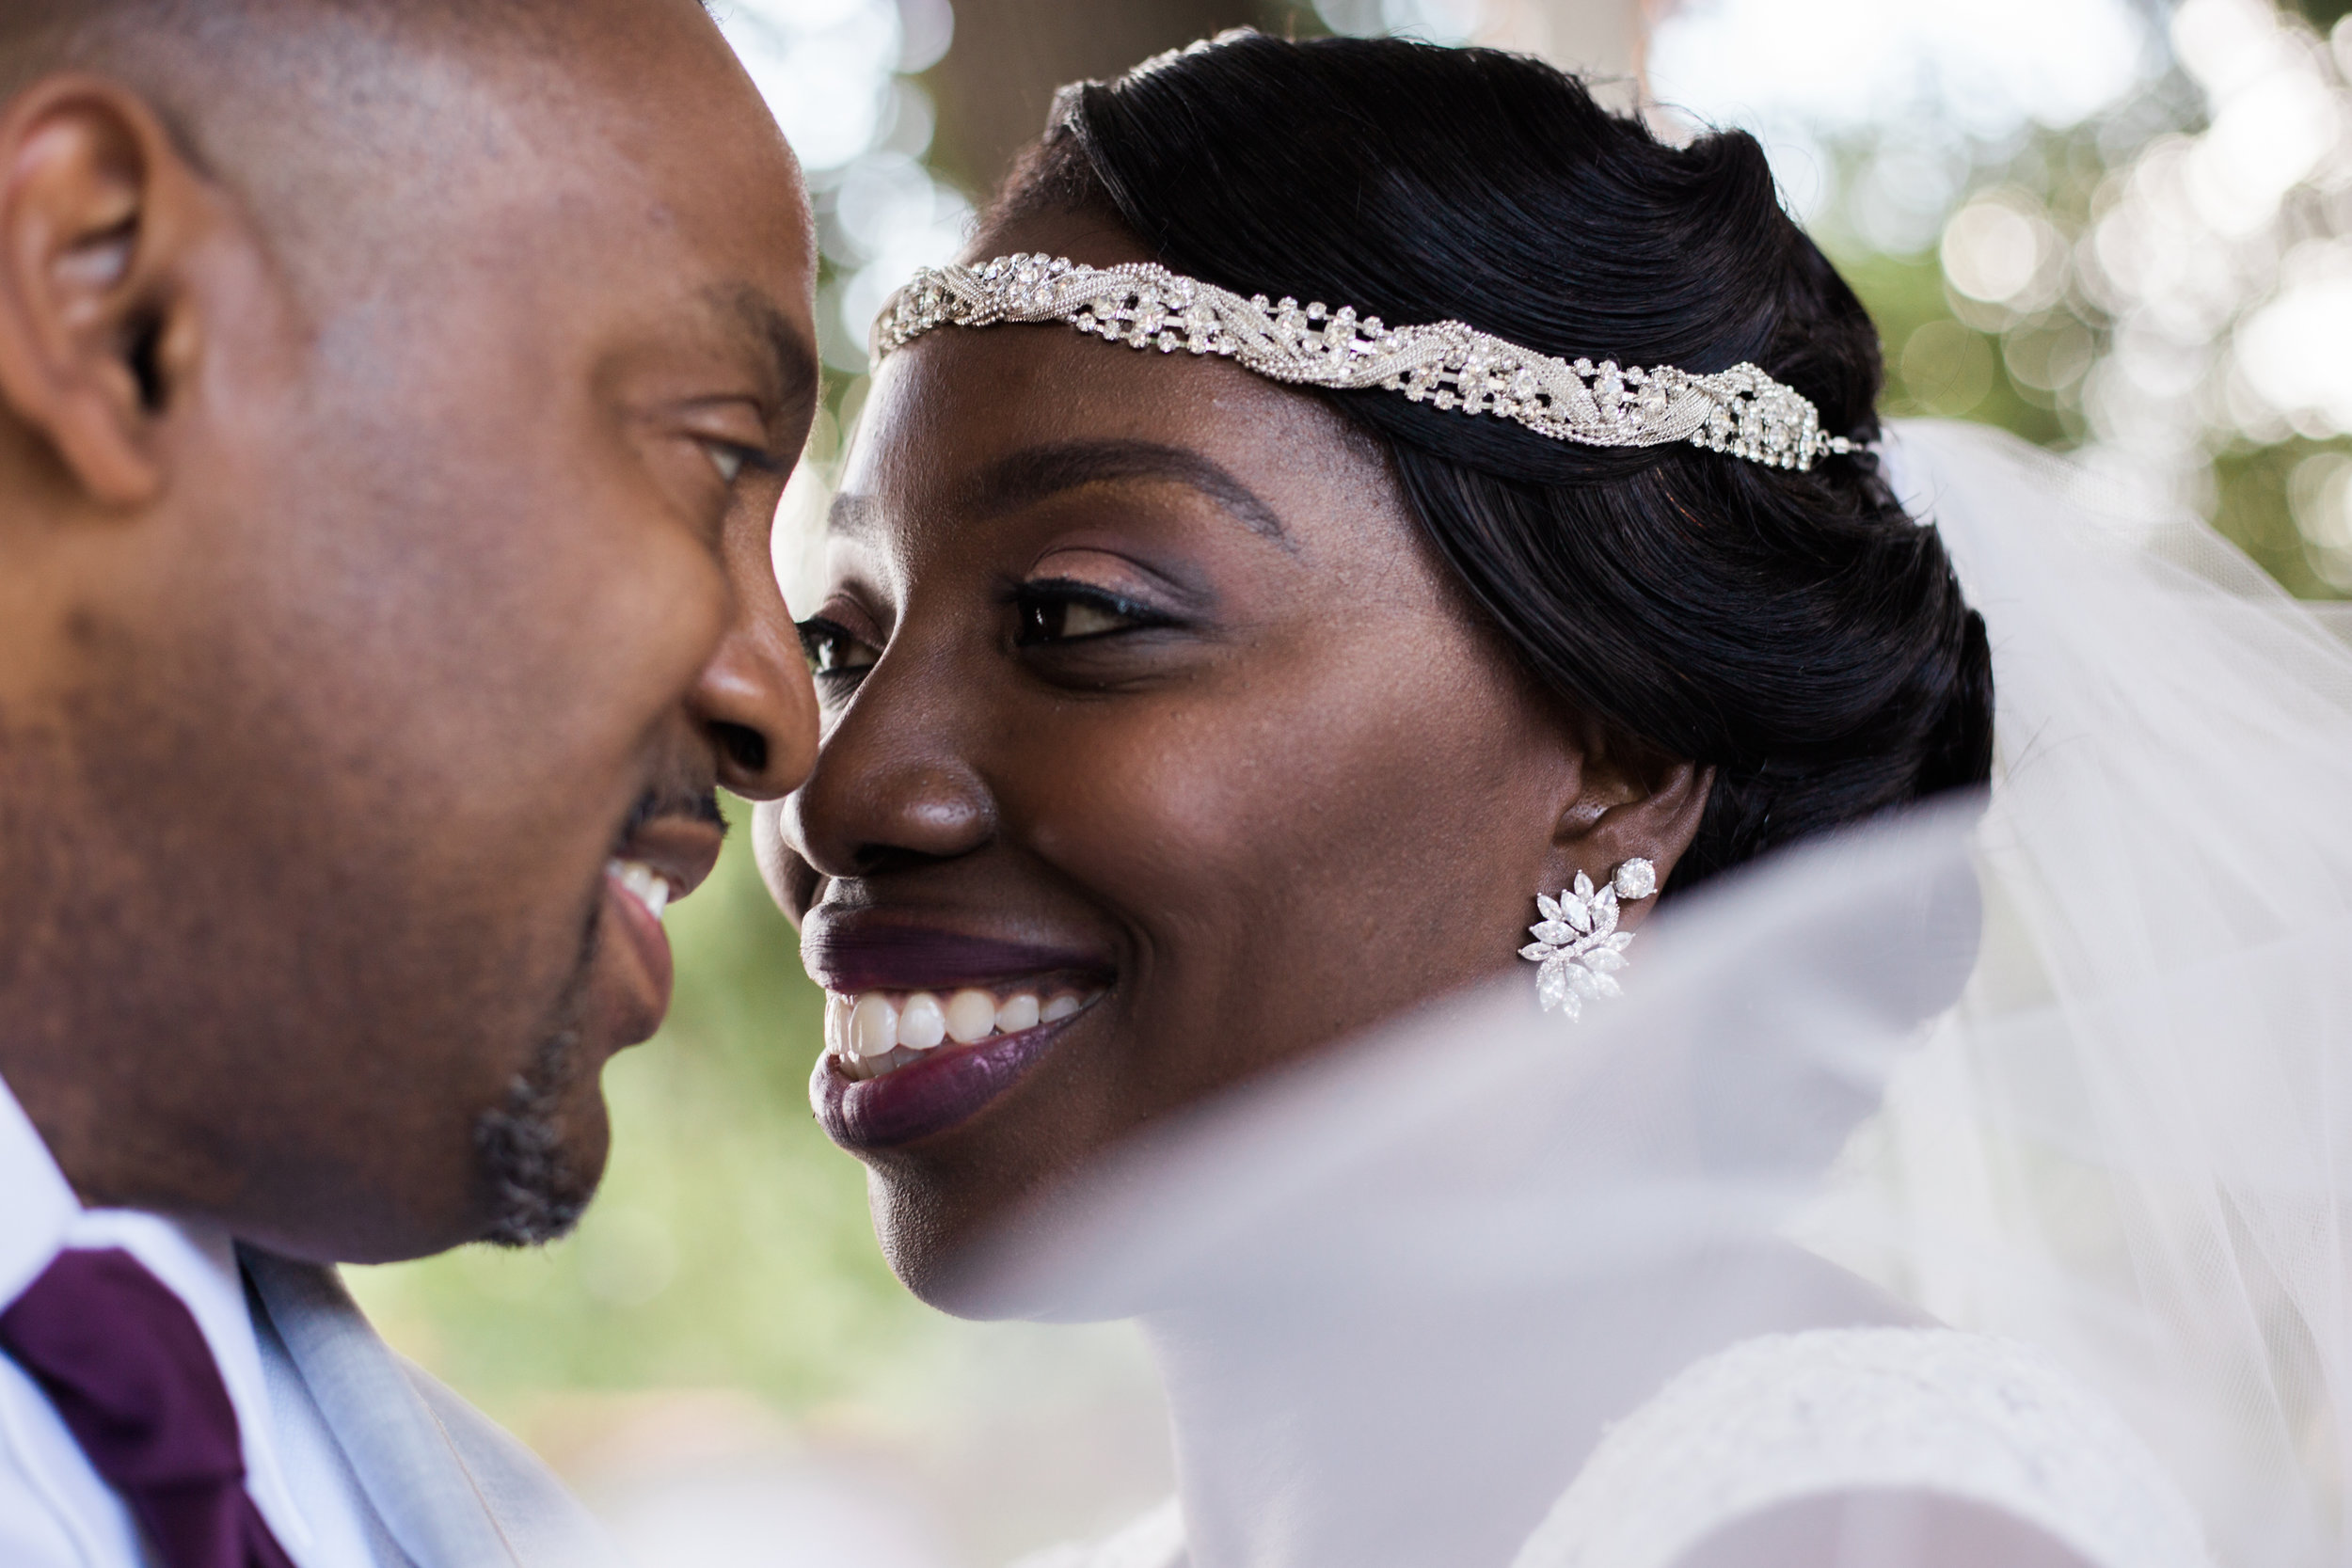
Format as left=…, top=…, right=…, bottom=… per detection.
left=1520, top=859, right=1659, bottom=1020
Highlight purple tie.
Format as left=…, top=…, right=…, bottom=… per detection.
left=0, top=1247, right=296, bottom=1568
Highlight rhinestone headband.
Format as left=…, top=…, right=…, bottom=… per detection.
left=874, top=253, right=1856, bottom=471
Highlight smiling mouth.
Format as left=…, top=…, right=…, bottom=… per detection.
left=607, top=857, right=680, bottom=922
left=825, top=982, right=1108, bottom=1082
left=585, top=797, right=725, bottom=1048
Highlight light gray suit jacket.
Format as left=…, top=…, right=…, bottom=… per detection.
left=240, top=1247, right=625, bottom=1568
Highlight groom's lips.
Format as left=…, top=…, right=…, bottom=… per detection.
left=591, top=813, right=724, bottom=1046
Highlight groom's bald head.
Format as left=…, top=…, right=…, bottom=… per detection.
left=0, top=0, right=771, bottom=301
left=0, top=0, right=691, bottom=98
left=0, top=0, right=820, bottom=1260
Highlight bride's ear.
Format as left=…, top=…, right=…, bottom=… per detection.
left=1547, top=720, right=1713, bottom=910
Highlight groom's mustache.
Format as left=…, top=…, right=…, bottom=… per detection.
left=615, top=782, right=727, bottom=845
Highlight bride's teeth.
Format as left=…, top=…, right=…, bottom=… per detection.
left=832, top=983, right=1107, bottom=1084
left=607, top=859, right=672, bottom=921
left=848, top=993, right=899, bottom=1061
left=945, top=989, right=996, bottom=1045
left=898, top=992, right=947, bottom=1051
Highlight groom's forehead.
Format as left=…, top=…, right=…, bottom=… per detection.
left=0, top=0, right=809, bottom=355
left=0, top=0, right=771, bottom=243
left=0, top=0, right=653, bottom=102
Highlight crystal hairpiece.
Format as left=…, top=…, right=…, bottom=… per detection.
left=875, top=253, right=1856, bottom=471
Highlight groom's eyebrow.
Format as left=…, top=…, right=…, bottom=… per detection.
left=709, top=286, right=818, bottom=422
left=960, top=439, right=1294, bottom=545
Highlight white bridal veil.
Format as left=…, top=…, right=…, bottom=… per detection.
left=970, top=420, right=2352, bottom=1568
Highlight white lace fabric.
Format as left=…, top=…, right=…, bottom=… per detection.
left=1510, top=1328, right=2215, bottom=1568
left=1009, top=1497, right=1184, bottom=1568
left=1017, top=1330, right=2213, bottom=1568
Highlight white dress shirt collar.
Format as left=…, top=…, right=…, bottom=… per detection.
left=0, top=1067, right=352, bottom=1564
left=0, top=1075, right=78, bottom=1311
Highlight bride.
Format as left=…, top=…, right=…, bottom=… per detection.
left=755, top=30, right=2352, bottom=1568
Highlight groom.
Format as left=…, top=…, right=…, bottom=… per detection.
left=0, top=1, right=818, bottom=1563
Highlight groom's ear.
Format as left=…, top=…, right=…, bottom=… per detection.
left=0, top=75, right=222, bottom=510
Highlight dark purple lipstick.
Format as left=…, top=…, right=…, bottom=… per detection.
left=813, top=1012, right=1082, bottom=1149
left=802, top=919, right=1112, bottom=995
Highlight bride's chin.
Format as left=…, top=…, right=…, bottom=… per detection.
left=847, top=1098, right=1123, bottom=1319
left=863, top=1167, right=1044, bottom=1318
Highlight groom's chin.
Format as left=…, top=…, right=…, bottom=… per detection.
left=468, top=1031, right=620, bottom=1250
left=461, top=897, right=645, bottom=1249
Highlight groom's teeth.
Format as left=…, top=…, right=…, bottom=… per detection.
left=608, top=858, right=673, bottom=921
left=828, top=987, right=1104, bottom=1083
left=945, top=989, right=997, bottom=1045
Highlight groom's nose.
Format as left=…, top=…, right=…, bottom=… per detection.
left=689, top=529, right=820, bottom=800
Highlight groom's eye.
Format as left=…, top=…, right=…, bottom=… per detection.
left=797, top=616, right=878, bottom=679
left=1012, top=580, right=1167, bottom=646
left=702, top=439, right=777, bottom=488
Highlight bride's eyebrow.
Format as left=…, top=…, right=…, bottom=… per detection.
left=960, top=438, right=1295, bottom=547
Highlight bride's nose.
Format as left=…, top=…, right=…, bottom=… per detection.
left=784, top=668, right=996, bottom=880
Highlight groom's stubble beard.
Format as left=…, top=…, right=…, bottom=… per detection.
left=0, top=652, right=619, bottom=1252
left=473, top=777, right=728, bottom=1248
left=474, top=895, right=608, bottom=1248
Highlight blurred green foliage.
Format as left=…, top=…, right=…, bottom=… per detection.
left=1844, top=238, right=2352, bottom=600
left=1846, top=243, right=2352, bottom=599
left=1819, top=88, right=2352, bottom=604
left=1842, top=250, right=2070, bottom=445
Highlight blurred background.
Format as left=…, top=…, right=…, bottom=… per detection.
left=344, top=0, right=2352, bottom=1561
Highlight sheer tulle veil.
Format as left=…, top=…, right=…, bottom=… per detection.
left=1815, top=420, right=2352, bottom=1563
left=963, top=420, right=2352, bottom=1567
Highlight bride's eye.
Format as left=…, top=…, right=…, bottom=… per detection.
left=797, top=616, right=879, bottom=679
left=1013, top=580, right=1167, bottom=646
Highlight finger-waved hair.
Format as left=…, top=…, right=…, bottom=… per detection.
left=986, top=33, right=1994, bottom=891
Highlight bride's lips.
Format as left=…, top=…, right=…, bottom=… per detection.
left=803, top=921, right=1113, bottom=1148
left=802, top=922, right=1110, bottom=995
left=814, top=1012, right=1087, bottom=1149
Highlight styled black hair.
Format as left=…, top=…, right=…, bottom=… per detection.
left=986, top=31, right=1994, bottom=892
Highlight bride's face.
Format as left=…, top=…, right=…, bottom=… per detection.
left=757, top=215, right=1696, bottom=1300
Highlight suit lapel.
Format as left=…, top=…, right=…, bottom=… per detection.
left=240, top=1246, right=518, bottom=1568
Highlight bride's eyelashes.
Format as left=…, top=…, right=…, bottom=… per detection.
left=1009, top=578, right=1180, bottom=647
left=798, top=614, right=879, bottom=687
left=794, top=574, right=1200, bottom=705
